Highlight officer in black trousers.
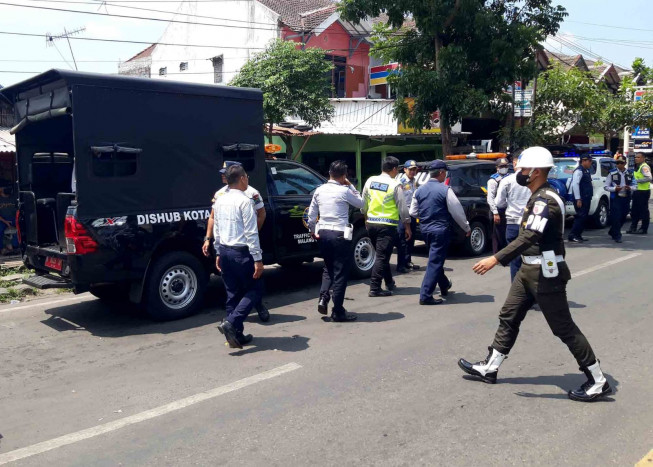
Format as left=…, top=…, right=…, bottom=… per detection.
left=215, top=165, right=264, bottom=350
left=409, top=160, right=471, bottom=305
left=307, top=161, right=363, bottom=322
left=605, top=155, right=635, bottom=243
left=568, top=154, right=593, bottom=243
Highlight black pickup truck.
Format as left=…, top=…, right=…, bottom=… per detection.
left=0, top=70, right=373, bottom=320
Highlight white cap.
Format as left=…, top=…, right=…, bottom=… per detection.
left=515, top=146, right=554, bottom=170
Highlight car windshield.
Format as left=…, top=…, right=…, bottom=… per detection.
left=550, top=160, right=578, bottom=180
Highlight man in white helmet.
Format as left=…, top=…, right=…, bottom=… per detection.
left=458, top=146, right=612, bottom=402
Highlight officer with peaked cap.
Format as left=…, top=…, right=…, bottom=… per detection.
left=409, top=160, right=470, bottom=305
left=396, top=160, right=421, bottom=273
left=459, top=147, right=612, bottom=402
left=568, top=154, right=593, bottom=243
left=203, top=160, right=270, bottom=322
left=488, top=157, right=510, bottom=253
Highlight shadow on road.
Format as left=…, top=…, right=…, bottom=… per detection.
left=445, top=292, right=495, bottom=304
left=493, top=372, right=620, bottom=401
left=319, top=311, right=405, bottom=323
left=228, top=335, right=310, bottom=356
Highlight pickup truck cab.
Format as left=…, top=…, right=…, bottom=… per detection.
left=0, top=70, right=372, bottom=320
left=549, top=154, right=616, bottom=228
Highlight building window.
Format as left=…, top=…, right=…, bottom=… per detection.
left=180, top=62, right=188, bottom=72
left=212, top=56, right=223, bottom=84
left=159, top=67, right=167, bottom=76
left=324, top=55, right=346, bottom=98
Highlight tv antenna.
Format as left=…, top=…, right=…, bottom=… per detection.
left=46, top=27, right=86, bottom=70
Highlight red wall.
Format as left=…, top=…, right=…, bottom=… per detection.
left=282, top=22, right=370, bottom=98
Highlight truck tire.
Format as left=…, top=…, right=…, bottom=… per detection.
left=89, top=283, right=130, bottom=302
left=464, top=221, right=488, bottom=256
left=144, top=251, right=207, bottom=321
left=592, top=198, right=609, bottom=228
left=350, top=227, right=375, bottom=279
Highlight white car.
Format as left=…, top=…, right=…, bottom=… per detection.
left=548, top=155, right=618, bottom=229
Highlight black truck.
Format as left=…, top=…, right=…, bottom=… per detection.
left=0, top=70, right=373, bottom=320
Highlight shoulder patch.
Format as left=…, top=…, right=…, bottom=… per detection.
left=370, top=181, right=389, bottom=192
left=532, top=200, right=547, bottom=215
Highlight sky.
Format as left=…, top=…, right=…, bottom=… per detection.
left=0, top=0, right=652, bottom=88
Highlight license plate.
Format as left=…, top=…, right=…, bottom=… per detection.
left=45, top=256, right=63, bottom=271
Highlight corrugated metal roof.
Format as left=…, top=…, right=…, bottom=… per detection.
left=0, top=127, right=15, bottom=153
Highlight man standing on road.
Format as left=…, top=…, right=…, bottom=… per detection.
left=410, top=160, right=470, bottom=305
left=627, top=153, right=651, bottom=235
left=568, top=154, right=593, bottom=243
left=203, top=161, right=270, bottom=322
left=488, top=157, right=510, bottom=254
left=307, top=160, right=363, bottom=322
left=605, top=155, right=635, bottom=243
left=495, top=155, right=531, bottom=281
left=459, top=146, right=612, bottom=403
left=396, top=160, right=421, bottom=274
left=215, top=165, right=264, bottom=350
left=362, top=156, right=411, bottom=297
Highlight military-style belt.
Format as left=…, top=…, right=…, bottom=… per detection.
left=521, top=254, right=564, bottom=265
left=317, top=222, right=345, bottom=232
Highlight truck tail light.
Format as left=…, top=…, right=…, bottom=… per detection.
left=15, top=209, right=21, bottom=244
left=64, top=215, right=98, bottom=254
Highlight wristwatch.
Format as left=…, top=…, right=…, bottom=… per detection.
left=204, top=237, right=212, bottom=242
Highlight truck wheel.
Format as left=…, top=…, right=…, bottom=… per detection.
left=89, top=283, right=130, bottom=302
left=464, top=221, right=487, bottom=256
left=144, top=252, right=207, bottom=321
left=350, top=228, right=375, bottom=278
left=592, top=198, right=609, bottom=228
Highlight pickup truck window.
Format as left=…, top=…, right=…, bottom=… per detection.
left=90, top=145, right=141, bottom=178
left=269, top=161, right=323, bottom=196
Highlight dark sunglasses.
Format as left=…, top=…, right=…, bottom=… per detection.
left=616, top=161, right=626, bottom=165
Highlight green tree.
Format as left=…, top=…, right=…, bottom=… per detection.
left=230, top=39, right=335, bottom=156
left=339, top=0, right=567, bottom=155
left=632, top=57, right=652, bottom=84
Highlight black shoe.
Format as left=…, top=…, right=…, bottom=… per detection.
left=568, top=236, right=583, bottom=243
left=256, top=304, right=270, bottom=322
left=567, top=367, right=612, bottom=402
left=407, top=262, right=421, bottom=270
left=317, top=297, right=328, bottom=315
left=396, top=266, right=408, bottom=274
left=331, top=311, right=357, bottom=322
left=457, top=347, right=502, bottom=384
left=634, top=229, right=647, bottom=235
left=626, top=229, right=637, bottom=234
left=614, top=238, right=623, bottom=243
left=579, top=236, right=588, bottom=242
left=386, top=281, right=397, bottom=291
left=419, top=297, right=443, bottom=305
left=369, top=289, right=392, bottom=297
left=440, top=279, right=453, bottom=297
left=236, top=332, right=253, bottom=346
left=217, top=320, right=242, bottom=349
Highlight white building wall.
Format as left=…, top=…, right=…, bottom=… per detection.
left=149, top=1, right=279, bottom=85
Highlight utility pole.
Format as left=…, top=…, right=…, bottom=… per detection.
left=46, top=27, right=85, bottom=71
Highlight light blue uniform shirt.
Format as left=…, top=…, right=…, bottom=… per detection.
left=307, top=180, right=363, bottom=234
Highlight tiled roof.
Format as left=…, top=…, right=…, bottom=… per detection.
left=0, top=127, right=15, bottom=153
left=124, top=43, right=157, bottom=63
left=372, top=13, right=416, bottom=30
left=258, top=0, right=337, bottom=31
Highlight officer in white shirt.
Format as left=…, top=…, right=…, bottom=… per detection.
left=307, top=161, right=363, bottom=322
left=203, top=161, right=270, bottom=322
left=215, top=165, right=264, bottom=350
left=495, top=155, right=531, bottom=281
left=604, top=155, right=636, bottom=243
left=487, top=158, right=510, bottom=253
left=396, top=160, right=420, bottom=273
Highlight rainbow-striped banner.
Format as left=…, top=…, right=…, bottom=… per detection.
left=370, top=63, right=399, bottom=86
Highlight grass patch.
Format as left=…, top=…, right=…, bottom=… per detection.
left=0, top=265, right=28, bottom=277
left=0, top=287, right=36, bottom=304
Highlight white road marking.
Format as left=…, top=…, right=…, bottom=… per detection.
left=572, top=252, right=642, bottom=278
left=0, top=295, right=94, bottom=314
left=0, top=362, right=302, bottom=465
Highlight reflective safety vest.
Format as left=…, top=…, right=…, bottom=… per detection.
left=365, top=174, right=401, bottom=225
left=634, top=163, right=651, bottom=191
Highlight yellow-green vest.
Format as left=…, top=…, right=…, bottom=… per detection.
left=365, top=174, right=401, bottom=225
left=634, top=162, right=651, bottom=191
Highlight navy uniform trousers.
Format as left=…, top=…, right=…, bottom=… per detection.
left=318, top=229, right=351, bottom=313
left=630, top=190, right=650, bottom=233
left=569, top=196, right=592, bottom=239
left=420, top=228, right=451, bottom=302
left=397, top=217, right=417, bottom=268
left=368, top=224, right=398, bottom=292
left=608, top=195, right=631, bottom=240
left=219, top=245, right=263, bottom=333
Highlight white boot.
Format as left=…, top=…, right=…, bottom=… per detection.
left=568, top=360, right=612, bottom=402
left=458, top=347, right=507, bottom=384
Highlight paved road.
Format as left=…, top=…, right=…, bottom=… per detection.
left=0, top=228, right=651, bottom=466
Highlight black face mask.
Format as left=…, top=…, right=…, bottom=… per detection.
left=516, top=172, right=531, bottom=186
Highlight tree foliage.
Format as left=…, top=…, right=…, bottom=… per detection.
left=230, top=39, right=335, bottom=146
left=632, top=57, right=653, bottom=84
left=339, top=0, right=567, bottom=155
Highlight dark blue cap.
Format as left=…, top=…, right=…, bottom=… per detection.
left=428, top=160, right=448, bottom=171
left=219, top=160, right=242, bottom=174
left=579, top=154, right=592, bottom=161
left=404, top=160, right=418, bottom=168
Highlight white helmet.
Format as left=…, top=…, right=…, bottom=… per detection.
left=515, top=146, right=554, bottom=169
